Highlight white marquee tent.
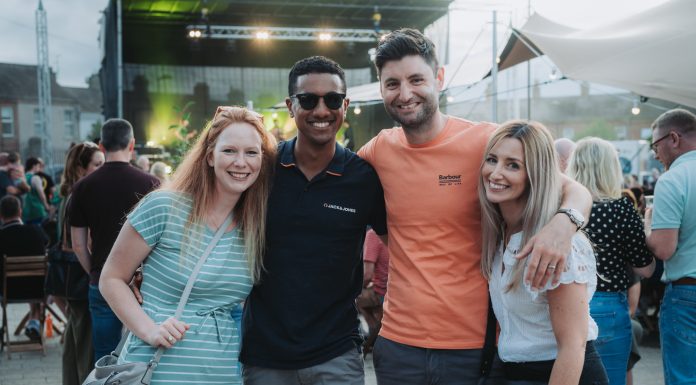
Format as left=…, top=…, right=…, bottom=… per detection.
left=345, top=0, right=696, bottom=108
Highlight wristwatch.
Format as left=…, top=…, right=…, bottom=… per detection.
left=556, top=208, right=585, bottom=230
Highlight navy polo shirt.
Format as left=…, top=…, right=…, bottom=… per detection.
left=240, top=138, right=387, bottom=369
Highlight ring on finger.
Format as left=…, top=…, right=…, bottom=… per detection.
left=167, top=336, right=175, bottom=344
left=547, top=265, right=556, bottom=270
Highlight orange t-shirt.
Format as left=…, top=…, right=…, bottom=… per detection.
left=358, top=117, right=496, bottom=349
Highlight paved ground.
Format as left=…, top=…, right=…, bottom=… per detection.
left=0, top=303, right=664, bottom=385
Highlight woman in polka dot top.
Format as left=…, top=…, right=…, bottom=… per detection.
left=567, top=137, right=656, bottom=385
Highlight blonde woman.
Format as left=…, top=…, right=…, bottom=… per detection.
left=567, top=137, right=655, bottom=385
left=149, top=161, right=169, bottom=183
left=100, top=106, right=276, bottom=384
left=479, top=120, right=608, bottom=385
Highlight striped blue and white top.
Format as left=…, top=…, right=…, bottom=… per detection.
left=119, top=190, right=251, bottom=384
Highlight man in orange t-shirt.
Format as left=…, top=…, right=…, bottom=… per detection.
left=358, top=28, right=592, bottom=385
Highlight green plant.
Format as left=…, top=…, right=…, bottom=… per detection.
left=166, top=101, right=198, bottom=166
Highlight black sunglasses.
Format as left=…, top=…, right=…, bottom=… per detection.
left=290, top=92, right=346, bottom=110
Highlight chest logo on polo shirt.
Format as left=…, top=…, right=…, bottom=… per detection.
left=324, top=203, right=357, bottom=213
left=438, top=174, right=462, bottom=186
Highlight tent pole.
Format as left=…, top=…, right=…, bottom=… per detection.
left=491, top=10, right=498, bottom=123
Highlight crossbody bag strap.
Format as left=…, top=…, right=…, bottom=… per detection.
left=111, top=212, right=234, bottom=384
left=59, top=195, right=71, bottom=247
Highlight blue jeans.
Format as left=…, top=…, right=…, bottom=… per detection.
left=88, top=284, right=123, bottom=362
left=590, top=291, right=631, bottom=385
left=660, top=283, right=696, bottom=385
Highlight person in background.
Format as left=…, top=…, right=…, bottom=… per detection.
left=149, top=161, right=169, bottom=183
left=0, top=195, right=49, bottom=341
left=23, top=157, right=51, bottom=225
left=0, top=152, right=29, bottom=199
left=58, top=142, right=104, bottom=385
left=101, top=106, right=275, bottom=384
left=644, top=108, right=696, bottom=385
left=356, top=227, right=389, bottom=355
left=567, top=137, right=655, bottom=385
left=479, top=120, right=608, bottom=385
left=135, top=155, right=150, bottom=172
left=70, top=118, right=160, bottom=361
left=625, top=273, right=643, bottom=385
left=554, top=138, right=576, bottom=173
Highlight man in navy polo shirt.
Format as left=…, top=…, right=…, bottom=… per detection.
left=240, top=56, right=386, bottom=384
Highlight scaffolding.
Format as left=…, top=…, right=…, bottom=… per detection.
left=35, top=0, right=53, bottom=168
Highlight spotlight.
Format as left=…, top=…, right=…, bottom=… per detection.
left=319, top=33, right=332, bottom=41
left=447, top=95, right=454, bottom=103
left=353, top=106, right=362, bottom=115
left=188, top=28, right=202, bottom=39
left=256, top=31, right=270, bottom=40
left=631, top=99, right=641, bottom=115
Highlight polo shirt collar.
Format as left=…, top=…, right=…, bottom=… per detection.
left=0, top=219, right=22, bottom=229
left=672, top=150, right=696, bottom=168
left=279, top=137, right=346, bottom=176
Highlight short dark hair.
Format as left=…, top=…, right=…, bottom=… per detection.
left=0, top=195, right=21, bottom=219
left=25, top=157, right=42, bottom=171
left=651, top=108, right=696, bottom=135
left=7, top=152, right=20, bottom=164
left=288, top=56, right=346, bottom=96
left=100, top=118, right=134, bottom=152
left=375, top=28, right=439, bottom=75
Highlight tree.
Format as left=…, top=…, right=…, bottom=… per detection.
left=575, top=119, right=617, bottom=140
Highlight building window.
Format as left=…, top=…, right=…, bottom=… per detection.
left=616, top=125, right=627, bottom=140
left=33, top=108, right=42, bottom=135
left=1, top=106, right=15, bottom=138
left=64, top=110, right=77, bottom=139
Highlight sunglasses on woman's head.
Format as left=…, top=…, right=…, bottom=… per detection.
left=214, top=106, right=264, bottom=120
left=290, top=92, right=346, bottom=110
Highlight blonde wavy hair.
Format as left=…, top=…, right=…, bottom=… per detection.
left=567, top=137, right=622, bottom=201
left=478, top=120, right=562, bottom=291
left=167, top=106, right=276, bottom=283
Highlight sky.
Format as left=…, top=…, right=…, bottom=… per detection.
left=0, top=0, right=670, bottom=89
left=0, top=0, right=109, bottom=88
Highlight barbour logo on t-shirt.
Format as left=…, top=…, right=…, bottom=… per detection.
left=438, top=174, right=462, bottom=186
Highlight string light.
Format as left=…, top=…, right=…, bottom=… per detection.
left=631, top=99, right=641, bottom=115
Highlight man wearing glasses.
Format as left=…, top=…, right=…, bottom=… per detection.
left=644, top=108, right=696, bottom=385
left=240, top=56, right=387, bottom=385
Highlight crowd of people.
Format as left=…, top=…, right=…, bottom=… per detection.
left=1, top=27, right=695, bottom=385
